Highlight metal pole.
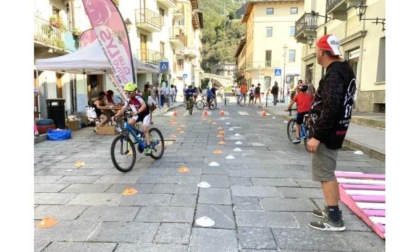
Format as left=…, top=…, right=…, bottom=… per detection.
left=321, top=1, right=328, bottom=76
left=282, top=45, right=287, bottom=102
left=282, top=58, right=286, bottom=102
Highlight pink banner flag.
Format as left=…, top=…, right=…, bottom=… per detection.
left=79, top=28, right=127, bottom=100
left=81, top=0, right=135, bottom=88
left=79, top=29, right=97, bottom=48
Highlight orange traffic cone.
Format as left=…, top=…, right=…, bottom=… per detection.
left=220, top=110, right=225, bottom=116
left=203, top=110, right=208, bottom=117
left=173, top=110, right=177, bottom=116
left=262, top=109, right=266, bottom=117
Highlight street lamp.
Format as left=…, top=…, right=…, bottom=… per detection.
left=124, top=18, right=132, bottom=31
left=355, top=0, right=386, bottom=30
left=282, top=44, right=288, bottom=102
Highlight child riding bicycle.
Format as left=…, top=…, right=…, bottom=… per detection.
left=285, top=84, right=313, bottom=144
left=112, top=82, right=152, bottom=156
left=184, top=85, right=196, bottom=109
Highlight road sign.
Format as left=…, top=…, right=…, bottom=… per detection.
left=160, top=62, right=169, bottom=72
left=183, top=73, right=187, bottom=79
left=274, top=68, right=282, bottom=76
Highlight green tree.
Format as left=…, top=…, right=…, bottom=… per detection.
left=200, top=0, right=245, bottom=72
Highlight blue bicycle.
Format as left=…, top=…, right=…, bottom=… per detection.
left=286, top=109, right=311, bottom=152
left=110, top=109, right=164, bottom=172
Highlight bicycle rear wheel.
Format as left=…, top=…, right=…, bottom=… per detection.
left=110, top=134, right=136, bottom=172
left=287, top=119, right=297, bottom=143
left=149, top=128, right=164, bottom=159
left=196, top=100, right=205, bottom=110
left=209, top=100, right=216, bottom=110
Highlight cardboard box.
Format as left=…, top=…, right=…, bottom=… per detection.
left=67, top=120, right=80, bottom=131
left=81, top=115, right=89, bottom=126
left=97, top=125, right=117, bottom=135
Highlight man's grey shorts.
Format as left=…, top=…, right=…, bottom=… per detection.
left=312, top=143, right=338, bottom=181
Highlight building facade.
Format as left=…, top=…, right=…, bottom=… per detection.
left=33, top=0, right=203, bottom=120
left=235, top=0, right=304, bottom=101
left=294, top=0, right=385, bottom=112
left=210, top=62, right=236, bottom=78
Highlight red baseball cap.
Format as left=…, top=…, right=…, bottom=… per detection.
left=316, top=34, right=341, bottom=56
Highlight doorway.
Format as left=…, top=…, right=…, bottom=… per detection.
left=87, top=75, right=103, bottom=105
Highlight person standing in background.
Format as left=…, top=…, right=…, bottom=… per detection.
left=270, top=81, right=279, bottom=106
left=305, top=78, right=316, bottom=98
left=240, top=82, right=248, bottom=105
left=248, top=84, right=255, bottom=106
left=211, top=85, right=218, bottom=108
left=170, top=85, right=175, bottom=104
left=254, top=83, right=262, bottom=106
left=236, top=85, right=241, bottom=105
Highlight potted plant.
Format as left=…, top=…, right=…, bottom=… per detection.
left=49, top=16, right=66, bottom=31
left=72, top=27, right=81, bottom=37
left=49, top=16, right=59, bottom=27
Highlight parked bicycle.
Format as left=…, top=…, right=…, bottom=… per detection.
left=110, top=109, right=164, bottom=172
left=196, top=95, right=216, bottom=110
left=286, top=109, right=311, bottom=152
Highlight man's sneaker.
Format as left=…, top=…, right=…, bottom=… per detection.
left=144, top=147, right=152, bottom=156
left=309, top=216, right=345, bottom=232
left=312, top=206, right=342, bottom=219
left=292, top=138, right=301, bottom=144
left=93, top=127, right=99, bottom=133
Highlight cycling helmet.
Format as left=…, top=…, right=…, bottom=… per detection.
left=124, top=82, right=137, bottom=92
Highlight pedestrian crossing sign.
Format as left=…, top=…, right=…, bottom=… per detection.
left=160, top=62, right=169, bottom=72
left=274, top=68, right=282, bottom=76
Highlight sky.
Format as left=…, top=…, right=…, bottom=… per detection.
left=0, top=1, right=414, bottom=251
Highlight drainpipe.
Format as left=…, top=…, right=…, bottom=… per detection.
left=356, top=31, right=367, bottom=112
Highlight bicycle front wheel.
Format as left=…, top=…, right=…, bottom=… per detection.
left=196, top=100, right=205, bottom=110
left=149, top=128, right=164, bottom=159
left=287, top=119, right=297, bottom=143
left=110, top=134, right=136, bottom=172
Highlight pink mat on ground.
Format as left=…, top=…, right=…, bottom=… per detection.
left=336, top=171, right=386, bottom=239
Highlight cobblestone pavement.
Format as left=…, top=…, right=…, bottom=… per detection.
left=34, top=100, right=386, bottom=251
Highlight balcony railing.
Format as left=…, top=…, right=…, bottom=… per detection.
left=326, top=0, right=357, bottom=20
left=34, top=16, right=79, bottom=52
left=34, top=16, right=65, bottom=50
left=173, top=6, right=184, bottom=21
left=294, top=13, right=318, bottom=43
left=183, top=47, right=198, bottom=59
left=135, top=8, right=163, bottom=32
left=156, top=0, right=176, bottom=9
left=136, top=49, right=163, bottom=64
left=326, top=0, right=344, bottom=12
left=169, top=27, right=186, bottom=49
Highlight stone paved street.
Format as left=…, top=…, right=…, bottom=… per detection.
left=34, top=100, right=386, bottom=251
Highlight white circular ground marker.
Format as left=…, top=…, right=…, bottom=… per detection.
left=197, top=181, right=211, bottom=188
left=195, top=216, right=215, bottom=227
